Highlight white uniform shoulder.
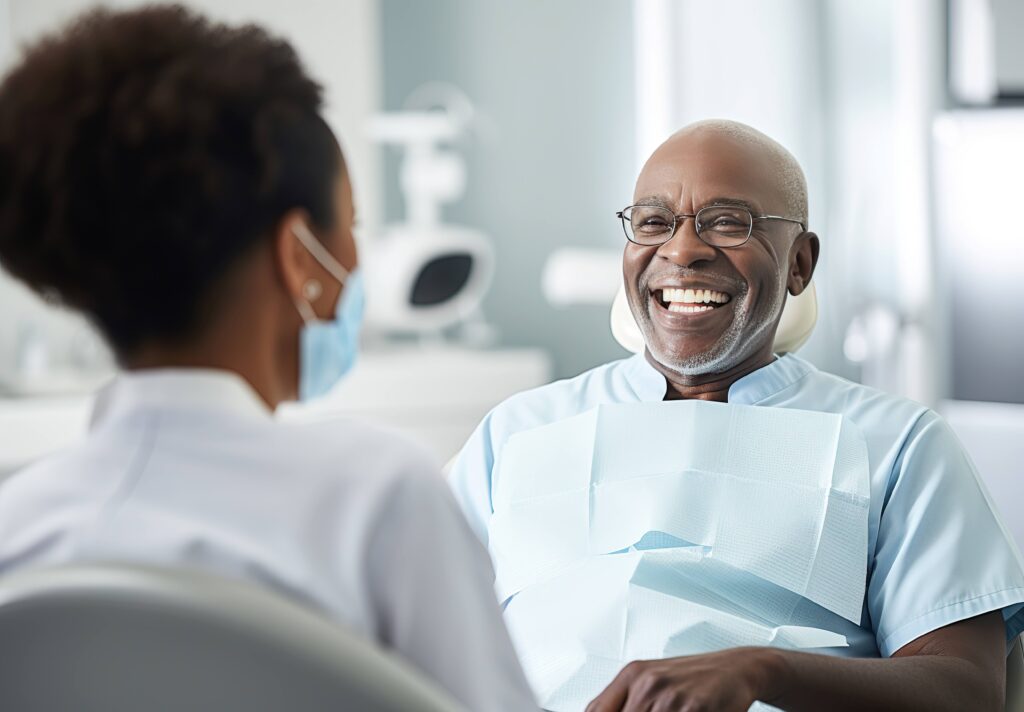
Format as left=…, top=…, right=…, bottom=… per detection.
left=281, top=416, right=440, bottom=480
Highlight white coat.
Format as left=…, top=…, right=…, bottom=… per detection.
left=0, top=369, right=536, bottom=711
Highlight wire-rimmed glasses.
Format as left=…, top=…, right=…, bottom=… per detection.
left=616, top=204, right=805, bottom=248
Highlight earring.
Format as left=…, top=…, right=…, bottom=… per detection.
left=302, top=279, right=323, bottom=301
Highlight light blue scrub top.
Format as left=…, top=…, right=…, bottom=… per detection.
left=449, top=353, right=1024, bottom=657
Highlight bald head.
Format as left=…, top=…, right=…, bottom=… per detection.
left=655, top=119, right=808, bottom=225
left=624, top=119, right=820, bottom=382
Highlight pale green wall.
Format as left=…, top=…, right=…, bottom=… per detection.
left=380, top=0, right=636, bottom=379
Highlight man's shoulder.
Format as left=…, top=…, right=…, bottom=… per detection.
left=787, top=357, right=934, bottom=443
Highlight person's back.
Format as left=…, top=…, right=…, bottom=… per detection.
left=0, top=7, right=535, bottom=710
left=0, top=371, right=533, bottom=709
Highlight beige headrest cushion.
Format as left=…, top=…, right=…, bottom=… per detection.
left=610, top=282, right=817, bottom=355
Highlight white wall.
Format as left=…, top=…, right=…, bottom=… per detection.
left=0, top=0, right=9, bottom=61
left=637, top=0, right=827, bottom=221
left=819, top=0, right=945, bottom=402
left=0, top=0, right=381, bottom=387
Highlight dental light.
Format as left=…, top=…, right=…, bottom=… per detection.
left=362, top=85, right=494, bottom=337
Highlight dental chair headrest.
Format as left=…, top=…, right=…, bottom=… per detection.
left=610, top=282, right=818, bottom=355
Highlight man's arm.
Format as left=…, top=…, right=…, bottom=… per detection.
left=586, top=611, right=1006, bottom=712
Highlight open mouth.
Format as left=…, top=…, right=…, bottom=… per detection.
left=651, top=287, right=732, bottom=314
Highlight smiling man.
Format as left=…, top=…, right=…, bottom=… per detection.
left=622, top=122, right=810, bottom=393
left=449, top=120, right=1024, bottom=711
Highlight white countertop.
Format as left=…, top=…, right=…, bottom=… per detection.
left=0, top=395, right=95, bottom=477
left=0, top=345, right=552, bottom=479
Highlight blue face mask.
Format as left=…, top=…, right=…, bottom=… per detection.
left=292, top=224, right=365, bottom=402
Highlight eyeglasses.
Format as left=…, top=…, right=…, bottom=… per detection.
left=616, top=204, right=805, bottom=248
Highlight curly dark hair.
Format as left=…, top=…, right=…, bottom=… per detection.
left=0, top=5, right=342, bottom=356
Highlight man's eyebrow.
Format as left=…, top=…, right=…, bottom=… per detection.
left=704, top=196, right=759, bottom=212
left=633, top=196, right=673, bottom=208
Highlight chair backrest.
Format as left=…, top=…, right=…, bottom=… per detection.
left=0, top=563, right=462, bottom=712
left=609, top=282, right=818, bottom=354
left=1007, top=635, right=1024, bottom=712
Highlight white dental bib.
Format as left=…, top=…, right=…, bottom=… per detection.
left=488, top=399, right=870, bottom=711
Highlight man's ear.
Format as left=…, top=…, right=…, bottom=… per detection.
left=787, top=232, right=819, bottom=296
left=272, top=209, right=318, bottom=302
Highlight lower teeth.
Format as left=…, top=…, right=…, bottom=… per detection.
left=667, top=303, right=715, bottom=313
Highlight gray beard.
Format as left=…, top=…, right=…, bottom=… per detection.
left=641, top=281, right=785, bottom=377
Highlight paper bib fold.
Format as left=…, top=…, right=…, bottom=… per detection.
left=488, top=400, right=870, bottom=711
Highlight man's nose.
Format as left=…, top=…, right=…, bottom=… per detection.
left=655, top=217, right=718, bottom=268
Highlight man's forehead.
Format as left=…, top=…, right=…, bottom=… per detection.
left=633, top=165, right=777, bottom=212
left=633, top=133, right=786, bottom=211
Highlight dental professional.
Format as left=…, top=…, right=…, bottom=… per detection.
left=0, top=7, right=536, bottom=710
left=449, top=120, right=1024, bottom=711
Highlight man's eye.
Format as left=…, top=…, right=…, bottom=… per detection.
left=703, top=215, right=749, bottom=233
left=635, top=219, right=670, bottom=233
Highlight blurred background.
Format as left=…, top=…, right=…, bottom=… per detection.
left=1, top=1, right=1022, bottom=537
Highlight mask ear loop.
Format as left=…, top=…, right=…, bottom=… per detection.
left=291, top=221, right=348, bottom=324
left=292, top=221, right=350, bottom=283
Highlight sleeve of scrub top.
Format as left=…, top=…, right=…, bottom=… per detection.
left=364, top=462, right=537, bottom=712
left=868, top=410, right=1024, bottom=656
left=447, top=411, right=498, bottom=547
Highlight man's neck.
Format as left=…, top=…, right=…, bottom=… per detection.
left=645, top=348, right=777, bottom=402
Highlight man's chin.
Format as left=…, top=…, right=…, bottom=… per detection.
left=641, top=317, right=755, bottom=377
left=642, top=319, right=730, bottom=368
left=640, top=296, right=763, bottom=376
left=647, top=345, right=735, bottom=377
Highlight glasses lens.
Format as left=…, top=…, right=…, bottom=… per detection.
left=696, top=206, right=752, bottom=247
left=624, top=206, right=675, bottom=245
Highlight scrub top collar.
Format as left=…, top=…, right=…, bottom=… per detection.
left=90, top=368, right=273, bottom=429
left=623, top=351, right=816, bottom=405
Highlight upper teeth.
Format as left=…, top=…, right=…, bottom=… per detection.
left=659, top=288, right=730, bottom=304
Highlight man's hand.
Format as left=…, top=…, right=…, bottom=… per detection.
left=585, top=647, right=785, bottom=712
left=586, top=612, right=1006, bottom=712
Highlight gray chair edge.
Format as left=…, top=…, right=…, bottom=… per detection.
left=0, top=562, right=463, bottom=712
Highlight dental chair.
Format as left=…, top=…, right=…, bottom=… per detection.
left=0, top=563, right=462, bottom=712
left=611, top=281, right=1024, bottom=711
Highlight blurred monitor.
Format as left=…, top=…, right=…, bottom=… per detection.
left=949, top=0, right=1024, bottom=104
left=933, top=110, right=1024, bottom=405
